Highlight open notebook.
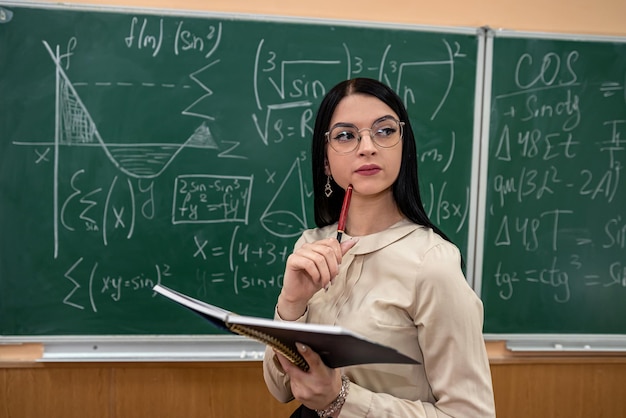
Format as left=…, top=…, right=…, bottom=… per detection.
left=153, top=284, right=418, bottom=371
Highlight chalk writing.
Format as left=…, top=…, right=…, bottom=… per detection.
left=1, top=7, right=477, bottom=335
left=173, top=175, right=253, bottom=224
left=482, top=36, right=626, bottom=334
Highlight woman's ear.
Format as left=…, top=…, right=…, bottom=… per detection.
left=324, top=160, right=331, bottom=176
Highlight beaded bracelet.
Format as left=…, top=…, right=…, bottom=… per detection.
left=315, top=374, right=350, bottom=418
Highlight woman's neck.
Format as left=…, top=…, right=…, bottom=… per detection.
left=344, top=192, right=404, bottom=237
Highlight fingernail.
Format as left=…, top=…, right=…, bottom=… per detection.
left=297, top=343, right=307, bottom=352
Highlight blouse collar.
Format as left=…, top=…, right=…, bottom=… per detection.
left=342, top=218, right=421, bottom=255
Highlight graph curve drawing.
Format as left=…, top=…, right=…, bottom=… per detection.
left=43, top=40, right=219, bottom=180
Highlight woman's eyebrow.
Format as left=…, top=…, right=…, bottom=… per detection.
left=331, top=115, right=396, bottom=127
left=373, top=115, right=397, bottom=123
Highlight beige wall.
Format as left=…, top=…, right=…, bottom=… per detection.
left=38, top=0, right=626, bottom=36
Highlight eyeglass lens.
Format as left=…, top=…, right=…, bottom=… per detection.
left=327, top=117, right=402, bottom=153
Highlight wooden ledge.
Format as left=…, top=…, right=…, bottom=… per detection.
left=486, top=340, right=626, bottom=364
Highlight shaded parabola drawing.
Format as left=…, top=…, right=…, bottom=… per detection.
left=42, top=40, right=309, bottom=239
left=42, top=40, right=220, bottom=180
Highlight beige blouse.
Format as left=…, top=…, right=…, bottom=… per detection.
left=263, top=219, right=496, bottom=417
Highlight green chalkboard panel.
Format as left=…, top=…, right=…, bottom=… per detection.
left=0, top=4, right=479, bottom=336
left=480, top=33, right=626, bottom=335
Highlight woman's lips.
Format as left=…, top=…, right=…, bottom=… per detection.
left=356, top=165, right=381, bottom=176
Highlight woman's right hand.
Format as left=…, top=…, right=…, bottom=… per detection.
left=277, top=237, right=358, bottom=320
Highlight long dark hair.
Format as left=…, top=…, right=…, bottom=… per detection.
left=311, top=77, right=455, bottom=247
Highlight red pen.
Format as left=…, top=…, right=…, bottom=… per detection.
left=336, top=184, right=353, bottom=242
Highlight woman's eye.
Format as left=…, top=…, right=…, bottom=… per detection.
left=335, top=131, right=356, bottom=141
left=376, top=127, right=395, bottom=137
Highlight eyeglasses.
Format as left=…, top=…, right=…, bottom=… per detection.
left=325, top=117, right=404, bottom=154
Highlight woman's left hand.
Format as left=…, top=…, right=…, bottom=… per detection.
left=274, top=343, right=344, bottom=411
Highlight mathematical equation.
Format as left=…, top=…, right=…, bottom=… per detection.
left=61, top=224, right=290, bottom=311
left=2, top=7, right=479, bottom=332
left=486, top=47, right=626, bottom=304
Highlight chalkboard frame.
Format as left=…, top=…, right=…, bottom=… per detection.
left=0, top=1, right=486, bottom=360
left=475, top=29, right=626, bottom=351
left=5, top=4, right=626, bottom=360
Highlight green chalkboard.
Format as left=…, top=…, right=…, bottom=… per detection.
left=0, top=4, right=480, bottom=336
left=480, top=33, right=626, bottom=335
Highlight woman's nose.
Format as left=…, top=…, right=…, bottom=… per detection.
left=356, top=131, right=377, bottom=154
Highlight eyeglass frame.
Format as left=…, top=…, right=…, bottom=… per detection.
left=324, top=116, right=405, bottom=154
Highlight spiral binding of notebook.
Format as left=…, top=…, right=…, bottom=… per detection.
left=229, top=323, right=310, bottom=371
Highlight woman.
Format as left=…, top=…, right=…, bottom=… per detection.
left=263, top=78, right=495, bottom=417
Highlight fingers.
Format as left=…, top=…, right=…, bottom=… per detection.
left=322, top=238, right=359, bottom=291
left=340, top=237, right=359, bottom=255
left=273, top=346, right=316, bottom=377
left=273, top=350, right=295, bottom=373
left=275, top=344, right=327, bottom=380
left=288, top=239, right=342, bottom=288
left=295, top=343, right=321, bottom=368
left=287, top=344, right=343, bottom=410
left=283, top=236, right=359, bottom=296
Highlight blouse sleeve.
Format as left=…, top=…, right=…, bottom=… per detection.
left=262, top=234, right=308, bottom=403
left=262, top=336, right=294, bottom=403
left=336, top=242, right=496, bottom=417
left=261, top=308, right=309, bottom=403
left=412, top=243, right=495, bottom=416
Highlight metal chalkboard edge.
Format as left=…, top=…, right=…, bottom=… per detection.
left=485, top=334, right=626, bottom=352
left=1, top=335, right=266, bottom=362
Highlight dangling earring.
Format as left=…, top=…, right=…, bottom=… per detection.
left=324, top=175, right=333, bottom=197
